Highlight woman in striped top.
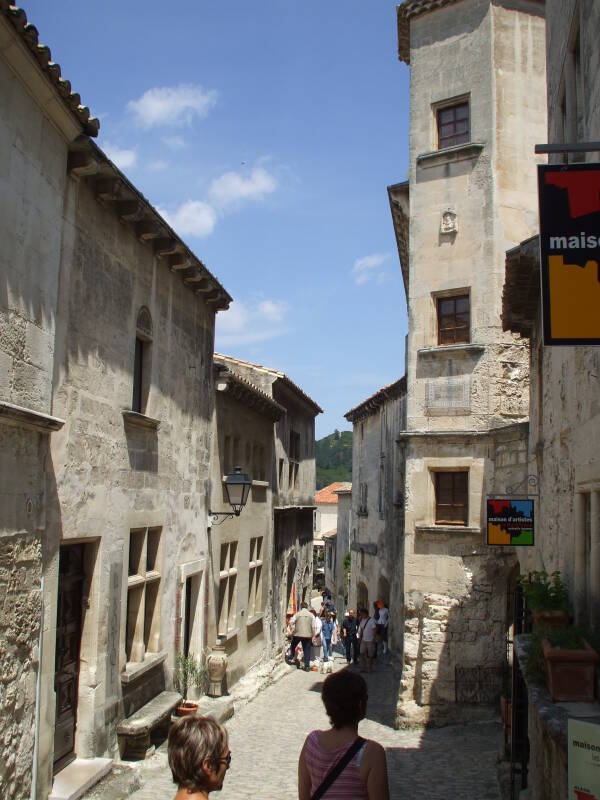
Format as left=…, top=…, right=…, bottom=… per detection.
left=298, top=670, right=389, bottom=800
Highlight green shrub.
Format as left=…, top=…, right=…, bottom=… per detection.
left=517, top=570, right=571, bottom=613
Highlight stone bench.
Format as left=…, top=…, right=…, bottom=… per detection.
left=117, top=690, right=181, bottom=760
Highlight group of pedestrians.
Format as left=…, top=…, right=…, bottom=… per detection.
left=342, top=602, right=389, bottom=673
left=167, top=668, right=390, bottom=799
left=287, top=596, right=390, bottom=674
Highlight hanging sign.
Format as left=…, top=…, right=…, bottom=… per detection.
left=487, top=498, right=534, bottom=546
left=569, top=718, right=600, bottom=800
left=538, top=164, right=600, bottom=345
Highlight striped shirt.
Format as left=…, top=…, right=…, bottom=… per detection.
left=304, top=730, right=368, bottom=799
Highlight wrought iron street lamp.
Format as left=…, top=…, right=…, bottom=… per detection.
left=209, top=466, right=252, bottom=525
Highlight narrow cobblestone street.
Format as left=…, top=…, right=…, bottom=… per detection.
left=85, top=655, right=502, bottom=800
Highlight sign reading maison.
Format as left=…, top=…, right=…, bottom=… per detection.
left=538, top=164, right=600, bottom=345
left=487, top=498, right=534, bottom=547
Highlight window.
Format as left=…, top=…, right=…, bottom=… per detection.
left=358, top=482, right=368, bottom=515
left=437, top=295, right=470, bottom=345
left=132, top=307, right=152, bottom=413
left=289, top=430, right=300, bottom=489
left=247, top=537, right=263, bottom=620
left=435, top=472, right=468, bottom=525
left=437, top=101, right=469, bottom=149
left=126, top=527, right=162, bottom=663
left=327, top=544, right=332, bottom=570
left=217, top=542, right=238, bottom=637
left=278, top=458, right=284, bottom=490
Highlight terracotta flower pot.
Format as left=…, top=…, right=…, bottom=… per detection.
left=542, top=637, right=599, bottom=702
left=177, top=701, right=199, bottom=716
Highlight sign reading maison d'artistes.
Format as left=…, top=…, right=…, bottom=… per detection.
left=487, top=498, right=534, bottom=547
left=569, top=719, right=600, bottom=800
left=538, top=164, right=600, bottom=346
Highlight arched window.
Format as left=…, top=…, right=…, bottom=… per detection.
left=132, top=307, right=153, bottom=414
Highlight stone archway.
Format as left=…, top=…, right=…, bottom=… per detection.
left=284, top=555, right=297, bottom=621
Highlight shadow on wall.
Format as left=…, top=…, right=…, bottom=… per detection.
left=399, top=552, right=516, bottom=729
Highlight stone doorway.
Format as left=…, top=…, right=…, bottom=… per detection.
left=357, top=581, right=368, bottom=610
left=53, top=544, right=85, bottom=774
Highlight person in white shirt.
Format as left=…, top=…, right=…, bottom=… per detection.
left=357, top=608, right=377, bottom=673
left=311, top=609, right=323, bottom=665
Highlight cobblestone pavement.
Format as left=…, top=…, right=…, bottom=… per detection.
left=85, top=653, right=502, bottom=800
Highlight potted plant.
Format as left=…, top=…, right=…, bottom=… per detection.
left=517, top=570, right=571, bottom=629
left=541, top=627, right=599, bottom=703
left=173, top=651, right=207, bottom=715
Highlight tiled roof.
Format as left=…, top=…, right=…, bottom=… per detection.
left=388, top=182, right=409, bottom=297
left=1, top=2, right=99, bottom=136
left=214, top=354, right=323, bottom=415
left=322, top=529, right=338, bottom=540
left=344, top=376, right=407, bottom=423
left=315, top=482, right=351, bottom=505
left=214, top=360, right=285, bottom=421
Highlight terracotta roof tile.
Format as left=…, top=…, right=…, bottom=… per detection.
left=1, top=2, right=100, bottom=136
left=315, top=482, right=351, bottom=505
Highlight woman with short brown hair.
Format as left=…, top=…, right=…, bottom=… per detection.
left=168, top=715, right=231, bottom=798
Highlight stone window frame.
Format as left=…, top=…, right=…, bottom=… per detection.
left=433, top=94, right=471, bottom=151
left=433, top=470, right=469, bottom=526
left=288, top=429, right=300, bottom=489
left=132, top=306, right=153, bottom=415
left=247, top=537, right=264, bottom=623
left=217, top=541, right=238, bottom=638
left=574, top=479, right=600, bottom=630
left=125, top=525, right=162, bottom=665
left=178, top=558, right=207, bottom=659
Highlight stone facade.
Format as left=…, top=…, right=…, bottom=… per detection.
left=502, top=4, right=600, bottom=797
left=211, top=355, right=321, bottom=652
left=345, top=379, right=407, bottom=654
left=389, top=0, right=547, bottom=725
left=209, top=361, right=284, bottom=687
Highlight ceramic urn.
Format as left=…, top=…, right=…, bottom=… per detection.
left=207, top=641, right=228, bottom=697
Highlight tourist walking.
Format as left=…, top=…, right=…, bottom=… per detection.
left=312, top=608, right=323, bottom=665
left=288, top=602, right=314, bottom=671
left=298, top=669, right=390, bottom=800
left=331, top=610, right=340, bottom=654
left=321, top=611, right=335, bottom=662
left=378, top=602, right=389, bottom=655
left=168, top=715, right=231, bottom=798
left=358, top=608, right=377, bottom=673
left=342, top=609, right=359, bottom=665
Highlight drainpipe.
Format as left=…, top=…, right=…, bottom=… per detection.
left=31, top=576, right=44, bottom=800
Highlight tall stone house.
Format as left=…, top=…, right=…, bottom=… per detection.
left=209, top=359, right=284, bottom=688
left=502, top=3, right=600, bottom=797
left=324, top=481, right=352, bottom=619
left=344, top=379, right=406, bottom=653
left=387, top=0, right=547, bottom=725
left=0, top=5, right=319, bottom=799
left=212, top=355, right=321, bottom=649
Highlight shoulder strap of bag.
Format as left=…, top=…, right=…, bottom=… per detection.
left=310, top=737, right=366, bottom=800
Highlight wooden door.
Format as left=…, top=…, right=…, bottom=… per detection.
left=53, top=545, right=84, bottom=773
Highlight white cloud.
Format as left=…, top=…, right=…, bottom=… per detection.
left=103, top=142, right=137, bottom=170
left=158, top=200, right=216, bottom=238
left=162, top=135, right=187, bottom=151
left=209, top=167, right=277, bottom=210
left=215, top=298, right=290, bottom=347
left=147, top=159, right=168, bottom=172
left=352, top=253, right=391, bottom=285
left=127, top=84, right=217, bottom=128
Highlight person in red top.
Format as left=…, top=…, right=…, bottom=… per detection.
left=298, top=670, right=389, bottom=800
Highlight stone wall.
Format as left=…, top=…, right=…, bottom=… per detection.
left=0, top=532, right=42, bottom=799
left=272, top=508, right=313, bottom=651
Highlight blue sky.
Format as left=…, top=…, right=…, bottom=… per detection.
left=24, top=1, right=410, bottom=438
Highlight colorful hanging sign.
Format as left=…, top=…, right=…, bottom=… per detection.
left=538, top=164, right=600, bottom=345
left=569, top=719, right=600, bottom=800
left=487, top=498, right=534, bottom=546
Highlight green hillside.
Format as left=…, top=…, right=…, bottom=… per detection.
left=315, top=429, right=353, bottom=489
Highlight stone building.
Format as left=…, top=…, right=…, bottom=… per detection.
left=0, top=5, right=232, bottom=798
left=211, top=355, right=321, bottom=649
left=503, top=3, right=600, bottom=797
left=209, top=359, right=285, bottom=687
left=387, top=0, right=547, bottom=725
left=345, top=379, right=406, bottom=653
left=322, top=484, right=351, bottom=617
